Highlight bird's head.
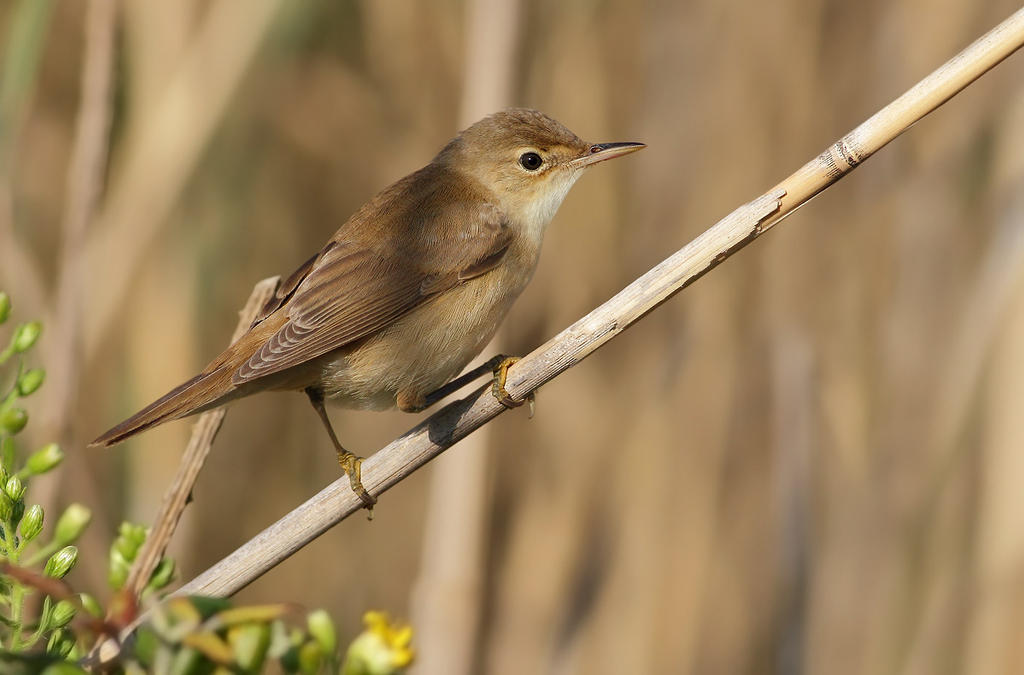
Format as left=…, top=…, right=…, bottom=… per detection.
left=438, top=109, right=645, bottom=239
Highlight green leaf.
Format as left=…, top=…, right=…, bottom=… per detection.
left=182, top=596, right=232, bottom=621
left=132, top=625, right=160, bottom=667
left=147, top=556, right=175, bottom=592
left=182, top=631, right=234, bottom=665
left=213, top=604, right=289, bottom=627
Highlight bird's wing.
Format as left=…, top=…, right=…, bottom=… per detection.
left=233, top=201, right=512, bottom=384
left=250, top=251, right=319, bottom=327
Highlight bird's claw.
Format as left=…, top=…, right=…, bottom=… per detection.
left=337, top=450, right=376, bottom=516
left=490, top=355, right=535, bottom=416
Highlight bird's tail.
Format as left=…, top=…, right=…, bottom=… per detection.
left=89, top=366, right=236, bottom=448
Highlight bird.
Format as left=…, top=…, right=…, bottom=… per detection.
left=91, top=108, right=645, bottom=509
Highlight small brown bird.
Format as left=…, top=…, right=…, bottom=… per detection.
left=92, top=109, right=644, bottom=507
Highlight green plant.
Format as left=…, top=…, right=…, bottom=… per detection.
left=111, top=602, right=412, bottom=674
left=0, top=294, right=414, bottom=672
left=0, top=291, right=93, bottom=662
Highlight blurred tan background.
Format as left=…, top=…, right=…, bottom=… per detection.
left=3, top=0, right=1024, bottom=673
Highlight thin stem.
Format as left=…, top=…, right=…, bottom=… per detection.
left=3, top=514, right=23, bottom=649
left=8, top=584, right=23, bottom=649
left=23, top=539, right=60, bottom=568
left=0, top=379, right=18, bottom=410
left=46, top=0, right=117, bottom=445
left=24, top=595, right=51, bottom=647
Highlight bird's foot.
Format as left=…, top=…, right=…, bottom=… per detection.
left=490, top=355, right=535, bottom=418
left=337, top=450, right=376, bottom=516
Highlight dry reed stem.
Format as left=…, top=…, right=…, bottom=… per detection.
left=761, top=7, right=1024, bottom=233
left=410, top=1, right=522, bottom=673
left=82, top=0, right=284, bottom=362
left=47, top=0, right=117, bottom=442
left=26, top=0, right=119, bottom=585
left=0, top=0, right=57, bottom=325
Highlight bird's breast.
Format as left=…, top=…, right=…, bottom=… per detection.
left=314, top=239, right=541, bottom=410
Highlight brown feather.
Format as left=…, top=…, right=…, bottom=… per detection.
left=234, top=168, right=512, bottom=384
left=91, top=165, right=511, bottom=446
left=89, top=313, right=289, bottom=447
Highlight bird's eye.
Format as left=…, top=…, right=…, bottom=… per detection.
left=519, top=152, right=543, bottom=171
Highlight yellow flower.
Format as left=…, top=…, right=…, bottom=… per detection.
left=342, top=611, right=414, bottom=675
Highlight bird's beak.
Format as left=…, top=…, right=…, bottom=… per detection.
left=572, top=141, right=646, bottom=168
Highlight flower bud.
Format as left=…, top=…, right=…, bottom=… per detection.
left=307, top=610, right=337, bottom=657
left=113, top=536, right=136, bottom=562
left=107, top=550, right=129, bottom=590
left=16, top=368, right=44, bottom=397
left=50, top=599, right=77, bottom=629
left=3, top=476, right=24, bottom=527
left=25, top=443, right=64, bottom=475
left=0, top=292, right=9, bottom=324
left=80, top=593, right=103, bottom=618
left=114, top=521, right=147, bottom=560
left=0, top=407, right=27, bottom=434
left=44, top=546, right=79, bottom=579
left=0, top=490, right=14, bottom=521
left=55, top=503, right=91, bottom=545
left=5, top=475, right=24, bottom=501
left=20, top=504, right=43, bottom=541
left=8, top=500, right=23, bottom=529
left=46, top=629, right=76, bottom=659
left=108, top=527, right=144, bottom=590
left=12, top=321, right=41, bottom=353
